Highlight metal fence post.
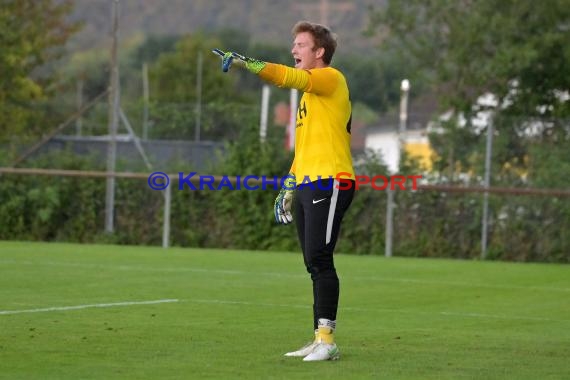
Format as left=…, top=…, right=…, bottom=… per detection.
left=105, top=0, right=120, bottom=234
left=481, top=116, right=494, bottom=259
left=162, top=184, right=171, bottom=249
left=385, top=188, right=394, bottom=257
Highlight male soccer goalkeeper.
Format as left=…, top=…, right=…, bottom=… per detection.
left=214, top=21, right=355, bottom=362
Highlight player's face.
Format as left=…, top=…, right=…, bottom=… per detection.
left=292, top=32, right=323, bottom=70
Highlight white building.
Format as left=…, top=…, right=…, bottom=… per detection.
left=364, top=93, right=438, bottom=173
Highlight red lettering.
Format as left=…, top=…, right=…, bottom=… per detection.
left=390, top=175, right=406, bottom=190
left=370, top=175, right=388, bottom=190
left=407, top=175, right=423, bottom=190
left=335, top=172, right=353, bottom=190
left=354, top=175, right=370, bottom=190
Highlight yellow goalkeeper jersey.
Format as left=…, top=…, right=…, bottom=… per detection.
left=259, top=63, right=354, bottom=183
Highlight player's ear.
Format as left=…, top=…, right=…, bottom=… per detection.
left=315, top=47, right=325, bottom=60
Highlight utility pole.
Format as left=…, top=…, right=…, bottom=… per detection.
left=195, top=51, right=203, bottom=142
left=260, top=85, right=271, bottom=143
left=105, top=0, right=120, bottom=233
left=142, top=62, right=149, bottom=140
left=76, top=78, right=83, bottom=136
left=292, top=0, right=354, bottom=26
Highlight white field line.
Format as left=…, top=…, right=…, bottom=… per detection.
left=188, top=299, right=570, bottom=323
left=0, top=299, right=178, bottom=316
left=1, top=259, right=569, bottom=293
left=0, top=295, right=566, bottom=323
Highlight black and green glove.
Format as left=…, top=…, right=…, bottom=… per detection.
left=274, top=174, right=295, bottom=225
left=212, top=48, right=266, bottom=74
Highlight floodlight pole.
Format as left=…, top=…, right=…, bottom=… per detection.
left=386, top=79, right=410, bottom=258
left=260, top=85, right=270, bottom=142
left=399, top=79, right=410, bottom=162
left=105, top=0, right=120, bottom=233
left=288, top=89, right=298, bottom=150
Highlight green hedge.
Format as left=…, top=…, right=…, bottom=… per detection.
left=1, top=126, right=568, bottom=262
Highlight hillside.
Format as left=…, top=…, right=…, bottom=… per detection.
left=67, top=0, right=385, bottom=55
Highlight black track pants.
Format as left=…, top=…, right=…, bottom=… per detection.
left=294, top=178, right=355, bottom=330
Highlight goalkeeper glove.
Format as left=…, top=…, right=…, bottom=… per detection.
left=274, top=174, right=296, bottom=225
left=212, top=48, right=266, bottom=74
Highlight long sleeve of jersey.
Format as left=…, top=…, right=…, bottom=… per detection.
left=256, top=62, right=355, bottom=183
left=258, top=63, right=338, bottom=96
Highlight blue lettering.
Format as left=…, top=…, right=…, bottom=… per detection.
left=281, top=174, right=297, bottom=190
left=217, top=176, right=234, bottom=190
left=299, top=176, right=316, bottom=190
left=178, top=172, right=197, bottom=190
left=200, top=175, right=215, bottom=190
left=243, top=175, right=259, bottom=190
left=262, top=176, right=280, bottom=190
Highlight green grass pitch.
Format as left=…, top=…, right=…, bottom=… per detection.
left=0, top=241, right=569, bottom=379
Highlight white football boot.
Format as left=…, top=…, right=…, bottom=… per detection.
left=302, top=342, right=340, bottom=361
left=284, top=330, right=318, bottom=357
left=302, top=318, right=339, bottom=361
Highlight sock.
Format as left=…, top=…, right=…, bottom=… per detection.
left=317, top=318, right=336, bottom=344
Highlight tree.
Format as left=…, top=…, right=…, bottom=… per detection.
left=368, top=0, right=569, bottom=117
left=147, top=33, right=259, bottom=140
left=128, top=35, right=180, bottom=70
left=369, top=0, right=570, bottom=182
left=336, top=53, right=419, bottom=114
left=150, top=33, right=240, bottom=104
left=0, top=0, right=80, bottom=144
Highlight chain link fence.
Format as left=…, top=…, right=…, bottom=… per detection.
left=2, top=66, right=568, bottom=263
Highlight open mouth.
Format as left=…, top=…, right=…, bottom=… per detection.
left=294, top=58, right=301, bottom=65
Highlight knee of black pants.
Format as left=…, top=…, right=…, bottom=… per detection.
left=306, top=255, right=337, bottom=280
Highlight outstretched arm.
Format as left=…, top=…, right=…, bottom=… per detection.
left=212, top=49, right=338, bottom=95
left=258, top=63, right=337, bottom=96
